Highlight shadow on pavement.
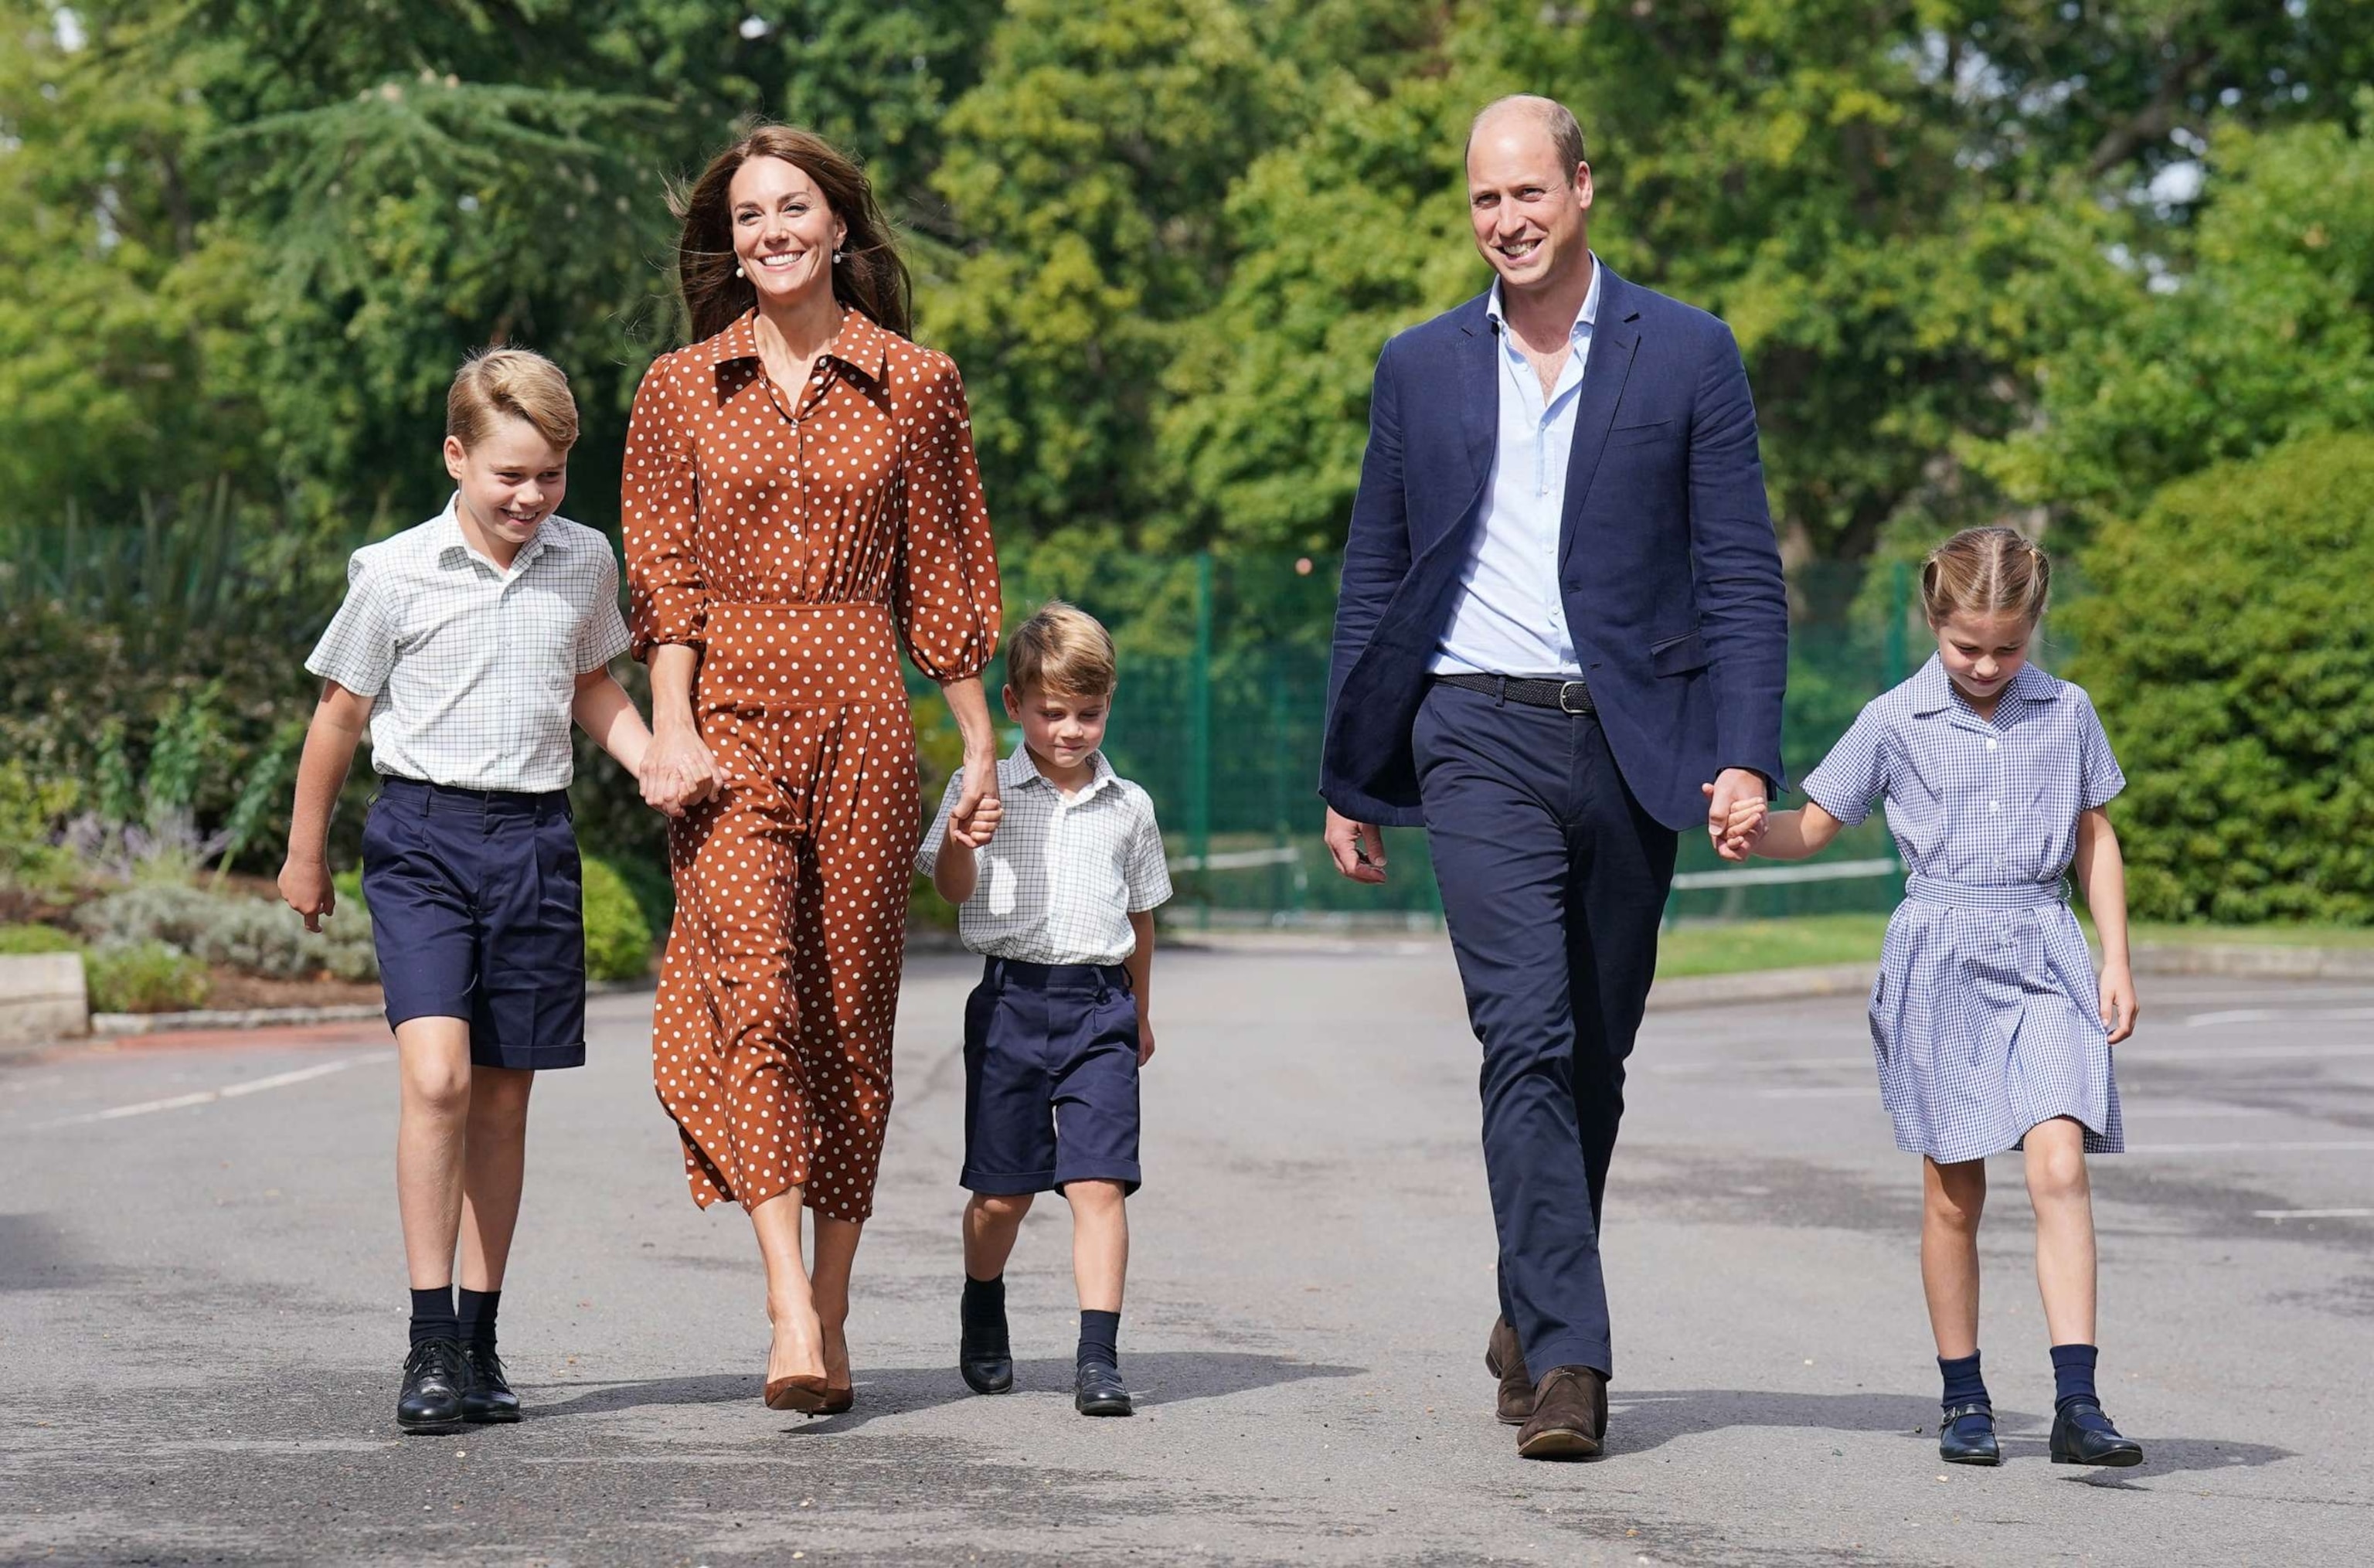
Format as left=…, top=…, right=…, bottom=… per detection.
left=1610, top=1389, right=2294, bottom=1480
left=531, top=1352, right=1365, bottom=1430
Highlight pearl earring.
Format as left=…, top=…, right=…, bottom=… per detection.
left=734, top=262, right=745, bottom=277
left=833, top=249, right=845, bottom=264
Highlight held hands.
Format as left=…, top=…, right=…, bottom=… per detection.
left=640, top=727, right=723, bottom=818
left=1323, top=807, right=1387, bottom=884
left=946, top=749, right=1003, bottom=849
left=277, top=858, right=335, bottom=934
left=2099, top=963, right=2139, bottom=1046
left=1701, top=770, right=1770, bottom=862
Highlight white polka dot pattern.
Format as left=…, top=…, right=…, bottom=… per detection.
left=621, top=307, right=1002, bottom=1221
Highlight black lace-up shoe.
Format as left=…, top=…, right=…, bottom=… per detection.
left=460, top=1342, right=521, bottom=1423
left=397, top=1338, right=468, bottom=1433
left=1937, top=1403, right=2000, bottom=1465
left=1074, top=1362, right=1133, bottom=1417
left=2050, top=1399, right=2143, bottom=1467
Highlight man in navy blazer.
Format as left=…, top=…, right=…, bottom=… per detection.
left=1321, top=96, right=1787, bottom=1459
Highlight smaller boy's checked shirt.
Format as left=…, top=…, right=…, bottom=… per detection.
left=306, top=496, right=631, bottom=793
left=918, top=750, right=1172, bottom=966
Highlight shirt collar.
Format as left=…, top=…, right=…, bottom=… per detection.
left=697, top=304, right=892, bottom=387
left=1909, top=654, right=2059, bottom=718
left=430, top=494, right=565, bottom=574
left=1485, top=251, right=1602, bottom=342
left=997, top=747, right=1117, bottom=798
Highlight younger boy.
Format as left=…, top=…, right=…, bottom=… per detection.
left=919, top=601, right=1172, bottom=1417
left=277, top=349, right=655, bottom=1434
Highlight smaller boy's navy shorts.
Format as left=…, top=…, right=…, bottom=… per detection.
left=362, top=776, right=587, bottom=1071
left=961, top=957, right=1141, bottom=1196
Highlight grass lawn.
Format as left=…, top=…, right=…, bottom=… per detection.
left=1653, top=910, right=2374, bottom=979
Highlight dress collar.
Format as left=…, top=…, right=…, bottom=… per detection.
left=1909, top=654, right=2059, bottom=718
left=696, top=304, right=893, bottom=386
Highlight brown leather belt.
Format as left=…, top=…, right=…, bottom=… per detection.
left=1433, top=673, right=1597, bottom=714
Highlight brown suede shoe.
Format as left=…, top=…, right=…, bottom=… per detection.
left=1515, top=1366, right=1607, bottom=1460
left=1485, top=1316, right=1533, bottom=1425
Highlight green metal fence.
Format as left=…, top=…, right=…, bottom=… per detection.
left=922, top=553, right=1929, bottom=928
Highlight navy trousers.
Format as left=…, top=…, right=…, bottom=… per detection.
left=1411, top=681, right=1678, bottom=1380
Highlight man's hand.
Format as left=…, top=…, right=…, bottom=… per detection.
left=1702, top=768, right=1769, bottom=863
left=1324, top=807, right=1387, bottom=884
left=278, top=857, right=335, bottom=934
left=2100, top=962, right=2139, bottom=1046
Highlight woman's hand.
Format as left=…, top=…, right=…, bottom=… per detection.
left=2099, top=962, right=2139, bottom=1046
left=947, top=745, right=1002, bottom=847
left=641, top=725, right=723, bottom=818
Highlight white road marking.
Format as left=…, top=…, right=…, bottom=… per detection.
left=2252, top=1209, right=2374, bottom=1219
left=2124, top=1140, right=2374, bottom=1156
left=2184, top=1007, right=2374, bottom=1029
left=35, top=1056, right=377, bottom=1129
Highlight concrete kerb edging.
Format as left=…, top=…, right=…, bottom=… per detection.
left=19, top=940, right=2373, bottom=1042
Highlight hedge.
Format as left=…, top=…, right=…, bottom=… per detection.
left=2067, top=431, right=2374, bottom=923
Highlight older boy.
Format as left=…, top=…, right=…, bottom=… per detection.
left=920, top=601, right=1172, bottom=1416
left=277, top=349, right=654, bottom=1434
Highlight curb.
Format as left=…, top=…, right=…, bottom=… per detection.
left=83, top=978, right=657, bottom=1040
left=2129, top=942, right=2374, bottom=979
left=1648, top=962, right=1876, bottom=1012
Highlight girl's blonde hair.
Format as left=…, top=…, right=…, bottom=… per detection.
left=1005, top=600, right=1117, bottom=700
left=1920, top=526, right=2051, bottom=627
left=446, top=348, right=579, bottom=452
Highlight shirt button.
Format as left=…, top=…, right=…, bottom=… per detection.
left=1989, top=801, right=2001, bottom=812
left=1986, top=739, right=1998, bottom=751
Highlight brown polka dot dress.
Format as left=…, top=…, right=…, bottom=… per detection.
left=622, top=307, right=1000, bottom=1222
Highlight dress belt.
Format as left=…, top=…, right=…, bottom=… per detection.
left=1903, top=875, right=2070, bottom=910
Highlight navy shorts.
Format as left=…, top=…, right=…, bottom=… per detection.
left=361, top=777, right=587, bottom=1071
left=961, top=957, right=1141, bottom=1196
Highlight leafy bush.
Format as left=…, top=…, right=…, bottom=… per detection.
left=2068, top=432, right=2374, bottom=923
left=582, top=857, right=654, bottom=983
left=87, top=941, right=212, bottom=1013
left=0, top=922, right=82, bottom=954
left=0, top=762, right=80, bottom=894
left=77, top=883, right=378, bottom=981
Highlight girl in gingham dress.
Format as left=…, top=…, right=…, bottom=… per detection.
left=1722, top=527, right=2146, bottom=1470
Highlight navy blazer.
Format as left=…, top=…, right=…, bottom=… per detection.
left=1320, top=265, right=1789, bottom=832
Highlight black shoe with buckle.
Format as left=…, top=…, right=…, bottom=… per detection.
left=2050, top=1399, right=2143, bottom=1467
left=1937, top=1402, right=1999, bottom=1465
left=397, top=1338, right=468, bottom=1434
left=460, top=1341, right=521, bottom=1423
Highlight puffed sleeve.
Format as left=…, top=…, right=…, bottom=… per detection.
left=1800, top=702, right=1891, bottom=828
left=621, top=355, right=706, bottom=661
left=894, top=353, right=1001, bottom=682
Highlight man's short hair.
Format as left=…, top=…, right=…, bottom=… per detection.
left=1005, top=600, right=1117, bottom=700
left=1467, top=95, right=1589, bottom=179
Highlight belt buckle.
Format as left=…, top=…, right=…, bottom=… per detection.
left=1557, top=680, right=1591, bottom=714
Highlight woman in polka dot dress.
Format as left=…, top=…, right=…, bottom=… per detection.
left=624, top=125, right=1003, bottom=1414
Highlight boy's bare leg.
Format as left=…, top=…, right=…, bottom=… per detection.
left=1064, top=1180, right=1128, bottom=1314
left=749, top=1190, right=827, bottom=1386
left=457, top=1066, right=535, bottom=1292
left=809, top=1216, right=864, bottom=1388
left=963, top=1192, right=1033, bottom=1280
left=2023, top=1117, right=2098, bottom=1345
left=1920, top=1155, right=1985, bottom=1359
left=394, top=1019, right=475, bottom=1291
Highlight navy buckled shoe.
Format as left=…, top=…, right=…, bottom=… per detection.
left=1937, top=1402, right=2000, bottom=1466
left=2050, top=1399, right=2143, bottom=1467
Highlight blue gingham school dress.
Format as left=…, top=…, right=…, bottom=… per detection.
left=1801, top=658, right=2127, bottom=1163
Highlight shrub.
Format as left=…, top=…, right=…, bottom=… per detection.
left=77, top=883, right=378, bottom=981
left=2067, top=431, right=2374, bottom=923
left=0, top=762, right=80, bottom=894
left=0, top=922, right=83, bottom=954
left=582, top=856, right=654, bottom=982
left=87, top=940, right=212, bottom=1013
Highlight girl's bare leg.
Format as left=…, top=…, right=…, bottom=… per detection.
left=2023, top=1117, right=2098, bottom=1345
left=1921, top=1156, right=1987, bottom=1359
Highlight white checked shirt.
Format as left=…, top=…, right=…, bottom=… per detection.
left=306, top=496, right=633, bottom=793
left=917, top=750, right=1173, bottom=965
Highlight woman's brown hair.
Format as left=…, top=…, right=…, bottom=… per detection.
left=671, top=123, right=912, bottom=343
left=1920, top=525, right=2052, bottom=627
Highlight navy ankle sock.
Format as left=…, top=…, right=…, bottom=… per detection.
left=409, top=1286, right=458, bottom=1346
left=457, top=1287, right=501, bottom=1349
left=1938, top=1351, right=1989, bottom=1413
left=961, top=1274, right=1007, bottom=1330
left=2051, top=1343, right=2102, bottom=1406
left=1077, top=1309, right=1120, bottom=1372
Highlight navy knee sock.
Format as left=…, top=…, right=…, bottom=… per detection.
left=457, top=1287, right=501, bottom=1349
left=1077, top=1309, right=1120, bottom=1372
left=409, top=1286, right=458, bottom=1346
left=1938, top=1351, right=1989, bottom=1416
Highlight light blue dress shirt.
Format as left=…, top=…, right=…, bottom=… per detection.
left=1430, top=257, right=1603, bottom=678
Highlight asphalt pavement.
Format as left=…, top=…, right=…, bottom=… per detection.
left=2, top=943, right=2368, bottom=1565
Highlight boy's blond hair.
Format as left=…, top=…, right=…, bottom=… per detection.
left=1005, top=600, right=1117, bottom=699
left=447, top=347, right=579, bottom=452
